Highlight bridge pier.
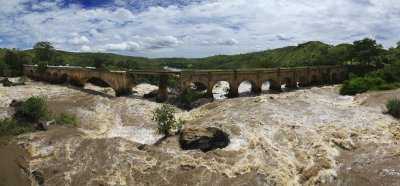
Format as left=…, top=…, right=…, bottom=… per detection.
left=156, top=75, right=169, bottom=102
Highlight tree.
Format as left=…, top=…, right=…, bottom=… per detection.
left=352, top=38, right=384, bottom=67
left=4, top=50, right=25, bottom=75
left=33, top=41, right=55, bottom=62
left=397, top=41, right=400, bottom=49
left=152, top=104, right=185, bottom=136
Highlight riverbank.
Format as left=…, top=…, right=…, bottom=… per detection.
left=0, top=135, right=30, bottom=186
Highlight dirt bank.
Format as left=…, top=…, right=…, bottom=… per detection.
left=0, top=136, right=30, bottom=186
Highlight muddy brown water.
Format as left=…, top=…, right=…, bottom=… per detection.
left=0, top=79, right=399, bottom=185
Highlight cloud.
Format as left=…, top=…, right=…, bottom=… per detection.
left=68, top=36, right=89, bottom=45
left=202, top=39, right=239, bottom=46
left=1, top=0, right=400, bottom=57
left=98, top=36, right=180, bottom=51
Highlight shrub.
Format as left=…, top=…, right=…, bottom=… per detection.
left=386, top=98, right=400, bottom=118
left=178, top=88, right=207, bottom=108
left=56, top=113, right=79, bottom=127
left=152, top=104, right=186, bottom=136
left=18, top=76, right=28, bottom=83
left=377, top=83, right=397, bottom=90
left=340, top=77, right=385, bottom=95
left=0, top=118, right=28, bottom=135
left=17, top=96, right=49, bottom=120
left=37, top=62, right=48, bottom=74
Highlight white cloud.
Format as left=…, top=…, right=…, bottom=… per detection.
left=68, top=36, right=89, bottom=45
left=81, top=45, right=91, bottom=52
left=1, top=0, right=400, bottom=57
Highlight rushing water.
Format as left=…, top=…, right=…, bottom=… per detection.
left=0, top=78, right=399, bottom=185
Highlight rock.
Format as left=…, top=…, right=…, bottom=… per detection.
left=31, top=171, right=45, bottom=185
left=179, top=127, right=230, bottom=152
left=188, top=98, right=213, bottom=109
left=143, top=89, right=159, bottom=99
left=9, top=99, right=24, bottom=108
left=1, top=77, right=25, bottom=87
left=137, top=144, right=148, bottom=151
left=2, top=77, right=13, bottom=87
left=36, top=119, right=48, bottom=131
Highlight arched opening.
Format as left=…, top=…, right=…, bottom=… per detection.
left=261, top=79, right=279, bottom=93
left=29, top=70, right=34, bottom=76
left=60, top=74, right=69, bottom=84
left=321, top=73, right=330, bottom=84
left=238, top=80, right=258, bottom=96
left=331, top=73, right=339, bottom=83
left=339, top=72, right=346, bottom=81
left=45, top=71, right=51, bottom=82
left=212, top=81, right=231, bottom=99
left=83, top=77, right=116, bottom=97
left=52, top=73, right=59, bottom=83
left=298, top=76, right=308, bottom=87
left=310, top=74, right=320, bottom=85
left=282, top=77, right=296, bottom=90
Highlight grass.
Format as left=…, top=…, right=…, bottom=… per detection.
left=0, top=118, right=28, bottom=135
left=55, top=113, right=79, bottom=127
left=386, top=98, right=400, bottom=118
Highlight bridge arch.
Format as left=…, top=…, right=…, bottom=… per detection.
left=52, top=72, right=59, bottom=83
left=298, top=76, right=308, bottom=87
left=80, top=77, right=116, bottom=96
left=331, top=72, right=339, bottom=83
left=238, top=80, right=259, bottom=95
left=211, top=80, right=232, bottom=99
left=339, top=71, right=346, bottom=81
left=282, top=77, right=297, bottom=89
left=261, top=79, right=280, bottom=92
left=60, top=74, right=69, bottom=84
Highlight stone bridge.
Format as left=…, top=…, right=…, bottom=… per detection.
left=23, top=65, right=347, bottom=100
left=180, top=66, right=348, bottom=97
left=24, top=65, right=134, bottom=96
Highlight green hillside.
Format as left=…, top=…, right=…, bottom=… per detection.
left=156, top=41, right=346, bottom=69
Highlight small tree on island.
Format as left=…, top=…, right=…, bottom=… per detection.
left=152, top=104, right=185, bottom=136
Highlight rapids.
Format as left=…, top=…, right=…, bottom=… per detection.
left=0, top=78, right=399, bottom=185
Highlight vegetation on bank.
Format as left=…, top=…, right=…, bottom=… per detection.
left=55, top=113, right=79, bottom=127
left=16, top=96, right=50, bottom=120
left=0, top=118, right=28, bottom=135
left=1, top=96, right=79, bottom=135
left=386, top=98, right=400, bottom=118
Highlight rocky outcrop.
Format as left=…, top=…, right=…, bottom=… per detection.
left=188, top=98, right=213, bottom=109
left=143, top=89, right=159, bottom=99
left=179, top=127, right=230, bottom=152
left=1, top=78, right=25, bottom=87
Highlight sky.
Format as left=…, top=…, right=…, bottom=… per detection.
left=0, top=0, right=399, bottom=58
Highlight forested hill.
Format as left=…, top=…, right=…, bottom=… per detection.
left=157, top=41, right=353, bottom=69
left=1, top=39, right=398, bottom=73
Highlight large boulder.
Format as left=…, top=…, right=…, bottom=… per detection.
left=143, top=89, right=159, bottom=99
left=179, top=127, right=230, bottom=152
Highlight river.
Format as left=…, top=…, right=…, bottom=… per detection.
left=0, top=78, right=399, bottom=185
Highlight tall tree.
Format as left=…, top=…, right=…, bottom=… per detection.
left=352, top=38, right=384, bottom=67
left=4, top=50, right=24, bottom=75
left=33, top=41, right=55, bottom=62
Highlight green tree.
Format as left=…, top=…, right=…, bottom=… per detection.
left=37, top=61, right=48, bottom=74
left=352, top=38, right=384, bottom=67
left=4, top=50, right=25, bottom=75
left=152, top=104, right=185, bottom=136
left=33, top=41, right=55, bottom=61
